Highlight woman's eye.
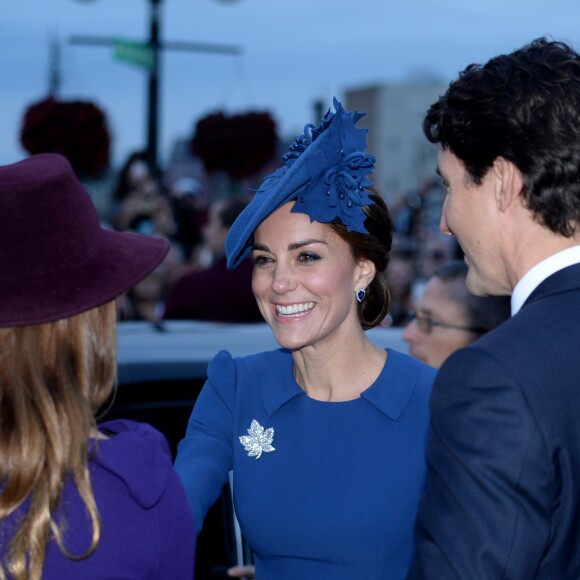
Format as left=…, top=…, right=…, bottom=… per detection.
left=298, top=252, right=321, bottom=263
left=252, top=254, right=272, bottom=266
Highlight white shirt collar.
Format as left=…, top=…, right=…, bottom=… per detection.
left=511, top=245, right=580, bottom=315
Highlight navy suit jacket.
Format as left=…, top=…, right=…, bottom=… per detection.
left=409, top=263, right=580, bottom=579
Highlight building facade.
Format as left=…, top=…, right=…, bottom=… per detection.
left=345, top=83, right=447, bottom=205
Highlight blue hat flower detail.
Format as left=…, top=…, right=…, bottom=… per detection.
left=225, top=97, right=376, bottom=269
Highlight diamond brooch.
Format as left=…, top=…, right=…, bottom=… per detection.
left=239, top=419, right=275, bottom=459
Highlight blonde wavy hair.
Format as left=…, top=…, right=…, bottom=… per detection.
left=0, top=300, right=117, bottom=580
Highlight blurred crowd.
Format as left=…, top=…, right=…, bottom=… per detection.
left=103, top=149, right=263, bottom=325
left=100, top=149, right=508, bottom=351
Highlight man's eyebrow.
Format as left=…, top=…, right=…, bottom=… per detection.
left=436, top=166, right=442, bottom=177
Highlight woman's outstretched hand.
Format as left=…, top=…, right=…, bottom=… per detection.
left=227, top=565, right=256, bottom=579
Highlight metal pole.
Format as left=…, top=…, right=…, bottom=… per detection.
left=48, top=36, right=62, bottom=97
left=147, top=0, right=161, bottom=178
left=70, top=0, right=241, bottom=178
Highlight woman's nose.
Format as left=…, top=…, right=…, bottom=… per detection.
left=271, top=264, right=296, bottom=294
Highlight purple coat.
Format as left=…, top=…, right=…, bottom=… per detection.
left=2, top=420, right=195, bottom=579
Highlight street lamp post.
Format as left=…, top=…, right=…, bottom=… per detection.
left=147, top=0, right=161, bottom=177
left=70, top=0, right=241, bottom=178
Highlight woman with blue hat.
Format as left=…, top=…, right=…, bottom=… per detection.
left=175, top=99, right=435, bottom=579
left=0, top=153, right=195, bottom=579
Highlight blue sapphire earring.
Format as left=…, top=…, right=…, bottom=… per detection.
left=355, top=288, right=366, bottom=303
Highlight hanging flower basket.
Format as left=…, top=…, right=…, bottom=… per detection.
left=191, top=111, right=277, bottom=180
left=20, top=97, right=111, bottom=179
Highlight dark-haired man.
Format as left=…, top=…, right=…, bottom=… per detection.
left=409, top=37, right=580, bottom=578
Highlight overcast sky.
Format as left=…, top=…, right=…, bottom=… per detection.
left=3, top=0, right=580, bottom=170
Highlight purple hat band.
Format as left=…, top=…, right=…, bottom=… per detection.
left=225, top=98, right=376, bottom=269
left=0, top=153, right=169, bottom=327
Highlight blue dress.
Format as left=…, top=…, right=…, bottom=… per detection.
left=175, top=348, right=434, bottom=579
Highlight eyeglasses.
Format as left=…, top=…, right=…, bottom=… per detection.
left=406, top=311, right=488, bottom=335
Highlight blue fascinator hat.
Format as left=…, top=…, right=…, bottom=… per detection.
left=225, top=97, right=376, bottom=269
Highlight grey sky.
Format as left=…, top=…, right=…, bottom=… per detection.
left=3, top=0, right=580, bottom=169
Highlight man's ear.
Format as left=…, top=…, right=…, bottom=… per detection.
left=493, top=157, right=524, bottom=212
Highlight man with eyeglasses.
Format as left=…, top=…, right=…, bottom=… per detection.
left=403, top=260, right=510, bottom=368
left=409, top=38, right=580, bottom=579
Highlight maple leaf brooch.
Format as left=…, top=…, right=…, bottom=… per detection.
left=239, top=420, right=275, bottom=459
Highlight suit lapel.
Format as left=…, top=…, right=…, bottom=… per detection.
left=524, top=262, right=580, bottom=308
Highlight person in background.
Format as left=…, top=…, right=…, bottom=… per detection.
left=109, top=150, right=149, bottom=216
left=163, top=198, right=263, bottom=323
left=383, top=234, right=415, bottom=327
left=110, top=150, right=176, bottom=238
left=118, top=241, right=185, bottom=323
left=403, top=260, right=510, bottom=368
left=0, top=153, right=195, bottom=579
left=409, top=38, right=580, bottom=578
left=175, top=99, right=435, bottom=579
left=409, top=230, right=458, bottom=306
left=168, top=176, right=207, bottom=262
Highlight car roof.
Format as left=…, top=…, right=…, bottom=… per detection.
left=116, top=320, right=408, bottom=384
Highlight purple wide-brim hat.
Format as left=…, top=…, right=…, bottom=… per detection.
left=0, top=153, right=169, bottom=327
left=225, top=98, right=376, bottom=270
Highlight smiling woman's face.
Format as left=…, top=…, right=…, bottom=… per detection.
left=251, top=202, right=370, bottom=351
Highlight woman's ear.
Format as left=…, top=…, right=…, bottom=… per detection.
left=355, top=258, right=376, bottom=290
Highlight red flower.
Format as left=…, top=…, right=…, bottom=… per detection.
left=20, top=97, right=111, bottom=178
left=191, top=111, right=277, bottom=180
